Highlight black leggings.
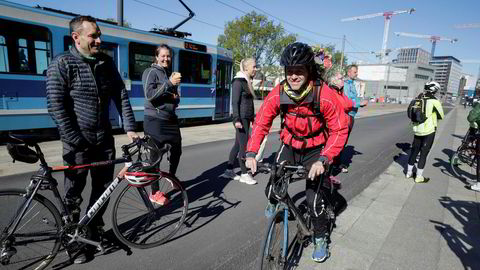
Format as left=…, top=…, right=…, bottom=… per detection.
left=148, top=136, right=182, bottom=192
left=227, top=118, right=251, bottom=174
left=265, top=144, right=329, bottom=236
left=408, top=132, right=435, bottom=169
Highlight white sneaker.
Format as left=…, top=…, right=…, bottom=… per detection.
left=239, top=174, right=257, bottom=185
left=471, top=182, right=480, bottom=192
left=405, top=172, right=413, bottom=179
left=233, top=175, right=241, bottom=181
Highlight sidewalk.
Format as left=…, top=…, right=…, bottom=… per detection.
left=297, top=106, right=480, bottom=269
left=0, top=102, right=407, bottom=177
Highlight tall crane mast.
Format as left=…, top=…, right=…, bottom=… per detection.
left=394, top=32, right=458, bottom=58
left=341, top=8, right=415, bottom=64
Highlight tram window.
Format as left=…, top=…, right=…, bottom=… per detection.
left=129, top=42, right=156, bottom=80
left=0, top=18, right=51, bottom=75
left=34, top=41, right=50, bottom=75
left=179, top=50, right=212, bottom=84
left=0, top=35, right=8, bottom=72
left=18, top=39, right=30, bottom=72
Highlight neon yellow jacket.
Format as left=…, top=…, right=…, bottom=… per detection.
left=412, top=98, right=444, bottom=136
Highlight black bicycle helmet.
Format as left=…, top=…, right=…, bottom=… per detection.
left=280, top=42, right=315, bottom=67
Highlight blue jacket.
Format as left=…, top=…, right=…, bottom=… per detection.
left=344, top=79, right=361, bottom=117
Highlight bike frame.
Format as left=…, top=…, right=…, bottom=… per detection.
left=3, top=156, right=130, bottom=241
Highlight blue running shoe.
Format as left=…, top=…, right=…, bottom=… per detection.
left=264, top=202, right=277, bottom=218
left=311, top=236, right=328, bottom=263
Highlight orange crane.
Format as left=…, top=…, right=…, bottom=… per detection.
left=341, top=8, right=415, bottom=64
left=394, top=32, right=457, bottom=57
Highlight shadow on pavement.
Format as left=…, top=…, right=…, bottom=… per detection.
left=431, top=196, right=480, bottom=270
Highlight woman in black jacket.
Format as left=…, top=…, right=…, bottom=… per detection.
left=221, top=58, right=257, bottom=185
left=142, top=44, right=182, bottom=204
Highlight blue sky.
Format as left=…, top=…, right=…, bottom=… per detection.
left=10, top=0, right=480, bottom=78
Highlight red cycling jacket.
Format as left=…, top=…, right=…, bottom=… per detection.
left=333, top=89, right=354, bottom=126
left=247, top=81, right=349, bottom=163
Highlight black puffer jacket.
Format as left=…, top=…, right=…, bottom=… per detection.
left=142, top=64, right=180, bottom=121
left=46, top=46, right=136, bottom=148
left=232, top=78, right=255, bottom=123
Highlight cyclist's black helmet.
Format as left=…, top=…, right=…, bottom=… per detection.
left=280, top=42, right=315, bottom=67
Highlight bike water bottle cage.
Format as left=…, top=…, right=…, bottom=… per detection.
left=6, top=143, right=39, bottom=164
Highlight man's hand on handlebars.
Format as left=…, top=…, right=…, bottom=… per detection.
left=127, top=131, right=140, bottom=142
left=308, top=161, right=325, bottom=180
left=246, top=157, right=257, bottom=174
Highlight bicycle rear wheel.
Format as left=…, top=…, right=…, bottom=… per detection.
left=0, top=189, right=62, bottom=270
left=257, top=209, right=287, bottom=270
left=450, top=147, right=477, bottom=181
left=112, top=175, right=188, bottom=249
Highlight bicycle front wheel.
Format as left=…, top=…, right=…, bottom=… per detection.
left=257, top=209, right=287, bottom=270
left=112, top=175, right=188, bottom=249
left=0, top=189, right=62, bottom=270
left=450, top=147, right=477, bottom=181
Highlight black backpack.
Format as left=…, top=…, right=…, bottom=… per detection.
left=407, top=94, right=428, bottom=124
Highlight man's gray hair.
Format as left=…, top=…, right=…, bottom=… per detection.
left=70, top=15, right=97, bottom=35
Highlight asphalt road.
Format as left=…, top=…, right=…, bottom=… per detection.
left=0, top=109, right=451, bottom=269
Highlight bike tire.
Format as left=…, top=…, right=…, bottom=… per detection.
left=450, top=148, right=476, bottom=181
left=0, top=189, right=62, bottom=270
left=257, top=209, right=287, bottom=270
left=111, top=175, right=188, bottom=249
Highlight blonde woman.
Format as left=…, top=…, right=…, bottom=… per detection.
left=221, top=58, right=257, bottom=185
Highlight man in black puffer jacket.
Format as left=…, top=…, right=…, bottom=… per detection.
left=46, top=15, right=138, bottom=264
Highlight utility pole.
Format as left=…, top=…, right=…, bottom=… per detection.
left=117, top=0, right=123, bottom=27
left=340, top=35, right=346, bottom=68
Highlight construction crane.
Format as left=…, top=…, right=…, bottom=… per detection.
left=454, top=23, right=480, bottom=29
left=341, top=8, right=415, bottom=64
left=394, top=32, right=458, bottom=58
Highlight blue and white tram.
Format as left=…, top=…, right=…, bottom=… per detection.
left=0, top=0, right=233, bottom=133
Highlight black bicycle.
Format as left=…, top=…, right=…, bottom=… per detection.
left=450, top=128, right=478, bottom=180
left=0, top=134, right=188, bottom=269
left=256, top=162, right=341, bottom=270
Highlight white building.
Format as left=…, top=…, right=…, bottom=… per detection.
left=429, top=56, right=463, bottom=96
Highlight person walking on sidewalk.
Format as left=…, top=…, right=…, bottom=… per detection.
left=46, top=15, right=138, bottom=264
left=339, top=64, right=363, bottom=173
left=220, top=58, right=258, bottom=185
left=142, top=44, right=183, bottom=203
left=466, top=101, right=480, bottom=191
left=405, top=81, right=444, bottom=183
left=245, top=42, right=349, bottom=263
left=325, top=66, right=367, bottom=172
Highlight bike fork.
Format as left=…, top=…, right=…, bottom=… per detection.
left=282, top=207, right=289, bottom=258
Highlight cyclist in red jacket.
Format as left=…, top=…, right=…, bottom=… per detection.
left=245, top=42, right=349, bottom=263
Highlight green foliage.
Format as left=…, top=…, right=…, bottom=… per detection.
left=218, top=11, right=296, bottom=74
left=105, top=18, right=132, bottom=28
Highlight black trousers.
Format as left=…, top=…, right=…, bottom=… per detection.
left=336, top=115, right=355, bottom=167
left=144, top=115, right=182, bottom=192
left=266, top=144, right=329, bottom=236
left=62, top=137, right=115, bottom=227
left=148, top=136, right=182, bottom=192
left=227, top=118, right=251, bottom=174
left=408, top=132, right=436, bottom=169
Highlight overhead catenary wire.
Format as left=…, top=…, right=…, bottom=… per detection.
left=238, top=0, right=342, bottom=41
left=131, top=0, right=224, bottom=30
left=214, top=0, right=322, bottom=45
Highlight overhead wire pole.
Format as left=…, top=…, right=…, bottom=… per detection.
left=340, top=35, right=345, bottom=68
left=341, top=8, right=415, bottom=64
left=117, top=0, right=123, bottom=26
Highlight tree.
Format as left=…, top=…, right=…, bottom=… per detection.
left=218, top=11, right=296, bottom=74
left=105, top=18, right=132, bottom=28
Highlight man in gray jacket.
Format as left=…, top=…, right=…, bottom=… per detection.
left=46, top=15, right=138, bottom=264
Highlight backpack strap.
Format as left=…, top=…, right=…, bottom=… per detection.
left=279, top=81, right=328, bottom=149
